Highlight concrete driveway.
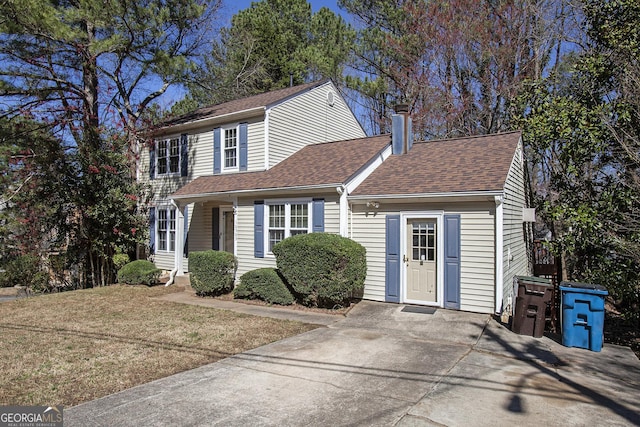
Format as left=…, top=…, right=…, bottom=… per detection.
left=66, top=301, right=640, bottom=426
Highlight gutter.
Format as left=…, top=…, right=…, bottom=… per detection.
left=154, top=107, right=265, bottom=136
left=171, top=182, right=345, bottom=203
left=348, top=190, right=504, bottom=202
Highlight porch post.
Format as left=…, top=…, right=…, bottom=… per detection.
left=172, top=199, right=184, bottom=276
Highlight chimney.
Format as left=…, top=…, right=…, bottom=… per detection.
left=392, top=103, right=413, bottom=155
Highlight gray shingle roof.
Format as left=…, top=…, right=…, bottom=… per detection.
left=161, top=80, right=329, bottom=127
left=350, top=131, right=522, bottom=197
left=171, top=135, right=391, bottom=198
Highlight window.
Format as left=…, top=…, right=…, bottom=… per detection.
left=157, top=207, right=176, bottom=251
left=157, top=137, right=180, bottom=176
left=224, top=127, right=238, bottom=170
left=267, top=202, right=310, bottom=252
left=412, top=222, right=435, bottom=261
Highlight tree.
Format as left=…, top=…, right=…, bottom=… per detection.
left=0, top=0, right=220, bottom=287
left=340, top=0, right=576, bottom=136
left=515, top=0, right=640, bottom=321
left=0, top=0, right=221, bottom=154
left=175, top=0, right=354, bottom=111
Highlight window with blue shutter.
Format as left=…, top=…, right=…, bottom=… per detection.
left=149, top=145, right=156, bottom=180
left=180, top=134, right=188, bottom=177
left=444, top=215, right=461, bottom=310
left=239, top=122, right=248, bottom=171
left=385, top=215, right=401, bottom=303
left=312, top=199, right=324, bottom=232
left=213, top=128, right=221, bottom=174
left=254, top=201, right=264, bottom=258
left=149, top=207, right=156, bottom=255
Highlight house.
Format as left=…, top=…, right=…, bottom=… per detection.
left=142, top=81, right=532, bottom=316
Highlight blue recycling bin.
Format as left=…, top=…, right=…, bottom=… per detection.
left=560, top=281, right=608, bottom=352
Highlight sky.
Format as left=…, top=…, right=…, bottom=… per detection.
left=221, top=0, right=345, bottom=20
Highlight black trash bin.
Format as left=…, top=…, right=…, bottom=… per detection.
left=512, top=276, right=553, bottom=338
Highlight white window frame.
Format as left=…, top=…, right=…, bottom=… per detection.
left=156, top=136, right=181, bottom=177
left=156, top=206, right=177, bottom=252
left=264, top=198, right=313, bottom=255
left=222, top=124, right=239, bottom=172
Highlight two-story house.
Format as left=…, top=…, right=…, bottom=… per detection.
left=142, top=80, right=533, bottom=317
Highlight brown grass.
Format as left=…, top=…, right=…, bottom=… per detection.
left=0, top=285, right=318, bottom=407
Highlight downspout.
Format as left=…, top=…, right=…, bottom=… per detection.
left=166, top=199, right=183, bottom=286
left=495, top=195, right=505, bottom=314
left=337, top=185, right=348, bottom=237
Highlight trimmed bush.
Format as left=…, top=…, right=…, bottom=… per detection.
left=234, top=268, right=295, bottom=305
left=189, top=250, right=238, bottom=296
left=117, top=260, right=161, bottom=286
left=272, top=233, right=366, bottom=308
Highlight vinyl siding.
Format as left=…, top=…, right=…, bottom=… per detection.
left=501, top=140, right=529, bottom=310
left=235, top=195, right=341, bottom=279
left=268, top=82, right=365, bottom=167
left=350, top=202, right=496, bottom=313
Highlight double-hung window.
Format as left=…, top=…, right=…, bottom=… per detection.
left=157, top=137, right=180, bottom=176
left=267, top=201, right=310, bottom=252
left=157, top=207, right=176, bottom=252
left=223, top=126, right=238, bottom=171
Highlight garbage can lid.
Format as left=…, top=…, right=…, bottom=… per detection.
left=559, top=281, right=608, bottom=294
left=516, top=275, right=552, bottom=285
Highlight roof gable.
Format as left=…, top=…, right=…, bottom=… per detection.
left=350, top=131, right=522, bottom=197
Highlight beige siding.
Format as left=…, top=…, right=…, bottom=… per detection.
left=247, top=119, right=265, bottom=171
left=501, top=140, right=529, bottom=310
left=268, top=82, right=366, bottom=167
left=350, top=202, right=496, bottom=314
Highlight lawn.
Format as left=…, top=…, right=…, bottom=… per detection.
left=0, top=285, right=318, bottom=407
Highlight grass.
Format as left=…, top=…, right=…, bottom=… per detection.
left=0, top=285, right=318, bottom=407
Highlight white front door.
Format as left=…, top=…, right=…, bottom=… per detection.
left=405, top=219, right=437, bottom=303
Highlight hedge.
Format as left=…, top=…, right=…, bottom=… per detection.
left=272, top=233, right=366, bottom=308
left=234, top=268, right=294, bottom=305
left=117, top=260, right=161, bottom=286
left=189, top=250, right=237, bottom=296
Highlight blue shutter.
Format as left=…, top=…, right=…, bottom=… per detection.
left=149, top=207, right=156, bottom=255
left=239, top=122, right=248, bottom=171
left=312, top=198, right=324, bottom=233
left=149, top=145, right=156, bottom=180
left=213, top=128, right=221, bottom=174
left=254, top=201, right=264, bottom=258
left=385, top=215, right=401, bottom=303
left=212, top=207, right=220, bottom=251
left=183, top=205, right=189, bottom=257
left=180, top=134, right=188, bottom=177
left=444, top=215, right=461, bottom=310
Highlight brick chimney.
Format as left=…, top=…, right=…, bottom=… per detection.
left=392, top=103, right=413, bottom=155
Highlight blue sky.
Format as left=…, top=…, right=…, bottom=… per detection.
left=219, top=1, right=346, bottom=25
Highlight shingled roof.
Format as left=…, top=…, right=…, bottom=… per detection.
left=171, top=135, right=391, bottom=199
left=161, top=80, right=329, bottom=127
left=350, top=131, right=522, bottom=197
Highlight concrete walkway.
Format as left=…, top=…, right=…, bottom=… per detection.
left=66, top=295, right=640, bottom=426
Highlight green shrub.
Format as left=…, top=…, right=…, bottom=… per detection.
left=272, top=233, right=366, bottom=308
left=113, top=253, right=130, bottom=272
left=234, top=268, right=295, bottom=305
left=117, top=260, right=161, bottom=286
left=189, top=250, right=238, bottom=296
left=0, top=254, right=48, bottom=290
